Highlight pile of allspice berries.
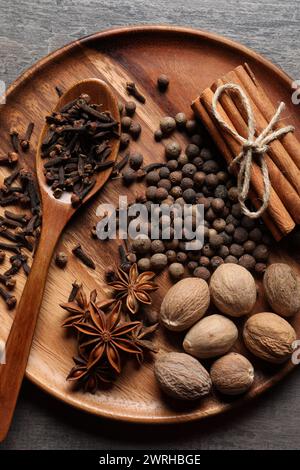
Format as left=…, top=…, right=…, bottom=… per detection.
left=129, top=114, right=271, bottom=281
left=154, top=262, right=299, bottom=400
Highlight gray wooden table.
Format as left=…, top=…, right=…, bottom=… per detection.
left=0, top=0, right=299, bottom=450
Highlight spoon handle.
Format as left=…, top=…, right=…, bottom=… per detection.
left=0, top=211, right=65, bottom=441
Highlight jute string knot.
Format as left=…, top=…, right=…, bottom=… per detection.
left=212, top=83, right=294, bottom=218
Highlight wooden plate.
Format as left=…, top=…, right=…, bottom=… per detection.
left=0, top=25, right=299, bottom=423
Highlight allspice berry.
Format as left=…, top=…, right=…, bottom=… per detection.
left=132, top=237, right=151, bottom=254
left=150, top=253, right=168, bottom=271
left=137, top=257, right=151, bottom=272
left=210, top=352, right=254, bottom=395
left=168, top=262, right=185, bottom=280
left=160, top=116, right=176, bottom=135
left=55, top=251, right=68, bottom=268
left=263, top=263, right=300, bottom=317
left=175, top=112, right=187, bottom=130
left=157, top=74, right=169, bottom=91
left=129, top=152, right=143, bottom=170
left=165, top=141, right=181, bottom=159
left=125, top=100, right=136, bottom=116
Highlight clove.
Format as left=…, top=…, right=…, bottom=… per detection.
left=126, top=82, right=146, bottom=103
left=72, top=244, right=95, bottom=269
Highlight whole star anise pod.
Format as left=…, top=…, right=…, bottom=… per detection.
left=61, top=286, right=97, bottom=328
left=73, top=302, right=142, bottom=373
left=108, top=263, right=158, bottom=314
left=67, top=354, right=114, bottom=393
left=130, top=322, right=159, bottom=364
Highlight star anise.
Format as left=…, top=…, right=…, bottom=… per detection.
left=108, top=263, right=158, bottom=314
left=67, top=354, right=114, bottom=393
left=73, top=302, right=142, bottom=373
left=61, top=286, right=97, bottom=328
left=130, top=322, right=159, bottom=363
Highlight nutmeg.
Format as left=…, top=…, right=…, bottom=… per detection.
left=210, top=263, right=257, bottom=317
left=160, top=277, right=210, bottom=331
left=154, top=352, right=212, bottom=400
left=210, top=352, right=254, bottom=395
left=263, top=263, right=300, bottom=317
left=183, top=314, right=238, bottom=359
left=243, top=312, right=296, bottom=363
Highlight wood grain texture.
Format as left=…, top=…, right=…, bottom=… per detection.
left=0, top=1, right=299, bottom=451
left=0, top=78, right=120, bottom=441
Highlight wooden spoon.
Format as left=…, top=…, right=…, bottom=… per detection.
left=0, top=79, right=120, bottom=441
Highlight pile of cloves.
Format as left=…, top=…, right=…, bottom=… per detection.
left=41, top=93, right=119, bottom=206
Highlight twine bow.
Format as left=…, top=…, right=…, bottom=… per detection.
left=212, top=83, right=294, bottom=218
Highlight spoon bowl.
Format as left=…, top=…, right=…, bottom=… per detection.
left=0, top=78, right=120, bottom=441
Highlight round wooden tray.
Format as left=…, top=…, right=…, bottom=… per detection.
left=0, top=25, right=299, bottom=423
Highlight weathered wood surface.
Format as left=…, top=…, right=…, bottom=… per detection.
left=0, top=0, right=299, bottom=451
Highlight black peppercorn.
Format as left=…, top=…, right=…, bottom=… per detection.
left=220, top=231, right=233, bottom=245
left=226, top=214, right=240, bottom=227
left=225, top=223, right=235, bottom=235
left=196, top=196, right=210, bottom=210
left=129, top=152, right=143, bottom=170
left=205, top=207, right=216, bottom=222
left=228, top=186, right=239, bottom=202
left=217, top=245, right=230, bottom=258
left=125, top=100, right=136, bottom=116
left=216, top=171, right=229, bottom=183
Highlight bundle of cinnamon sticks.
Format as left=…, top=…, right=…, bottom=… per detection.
left=192, top=63, right=300, bottom=240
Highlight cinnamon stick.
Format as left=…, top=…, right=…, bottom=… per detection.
left=192, top=98, right=283, bottom=240
left=239, top=63, right=300, bottom=170
left=199, top=88, right=295, bottom=236
left=222, top=69, right=300, bottom=195
left=210, top=78, right=300, bottom=224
